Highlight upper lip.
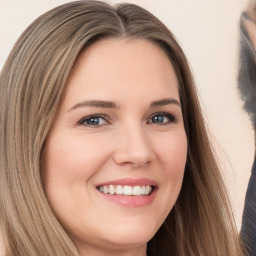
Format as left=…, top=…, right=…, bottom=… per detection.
left=96, top=178, right=158, bottom=187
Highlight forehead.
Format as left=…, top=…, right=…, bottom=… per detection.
left=61, top=38, right=180, bottom=107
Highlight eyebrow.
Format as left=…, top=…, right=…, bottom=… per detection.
left=150, top=98, right=181, bottom=107
left=68, top=100, right=117, bottom=112
left=68, top=98, right=181, bottom=112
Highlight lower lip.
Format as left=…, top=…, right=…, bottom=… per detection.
left=97, top=188, right=157, bottom=207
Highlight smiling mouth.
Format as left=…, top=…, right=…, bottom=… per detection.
left=97, top=185, right=154, bottom=196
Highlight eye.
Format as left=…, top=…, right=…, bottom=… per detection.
left=78, top=115, right=108, bottom=127
left=148, top=113, right=176, bottom=125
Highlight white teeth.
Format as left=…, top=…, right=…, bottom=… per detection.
left=145, top=185, right=150, bottom=195
left=123, top=185, right=133, bottom=195
left=103, top=186, right=109, bottom=194
left=116, top=185, right=123, bottom=195
left=109, top=185, right=115, bottom=195
left=141, top=186, right=146, bottom=195
left=132, top=186, right=142, bottom=196
left=98, top=185, right=153, bottom=196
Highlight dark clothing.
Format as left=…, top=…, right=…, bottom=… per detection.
left=239, top=5, right=256, bottom=255
left=241, top=155, right=256, bottom=256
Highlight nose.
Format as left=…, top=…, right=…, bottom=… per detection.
left=113, top=125, right=156, bottom=167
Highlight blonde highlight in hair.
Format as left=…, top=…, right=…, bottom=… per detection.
left=0, top=1, right=244, bottom=255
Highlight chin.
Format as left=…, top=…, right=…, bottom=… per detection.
left=102, top=219, right=159, bottom=247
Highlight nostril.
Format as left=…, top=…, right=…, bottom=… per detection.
left=113, top=149, right=155, bottom=167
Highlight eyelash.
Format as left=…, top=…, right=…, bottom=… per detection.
left=78, top=114, right=109, bottom=127
left=78, top=112, right=177, bottom=127
left=148, top=112, right=177, bottom=125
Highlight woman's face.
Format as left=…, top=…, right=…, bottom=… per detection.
left=43, top=38, right=187, bottom=255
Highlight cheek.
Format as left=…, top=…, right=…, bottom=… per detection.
left=158, top=130, right=187, bottom=174
left=156, top=130, right=187, bottom=199
left=148, top=131, right=187, bottom=227
left=42, top=132, right=113, bottom=224
left=43, top=132, right=112, bottom=185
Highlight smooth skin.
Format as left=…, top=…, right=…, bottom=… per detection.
left=43, top=38, right=187, bottom=256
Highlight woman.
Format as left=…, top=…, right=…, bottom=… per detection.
left=0, top=1, right=244, bottom=255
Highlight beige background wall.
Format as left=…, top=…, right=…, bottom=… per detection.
left=0, top=0, right=254, bottom=229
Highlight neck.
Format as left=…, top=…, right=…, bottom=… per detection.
left=76, top=242, right=147, bottom=256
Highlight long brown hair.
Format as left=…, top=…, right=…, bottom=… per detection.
left=0, top=1, right=244, bottom=255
